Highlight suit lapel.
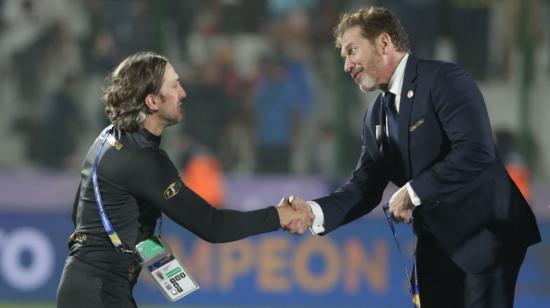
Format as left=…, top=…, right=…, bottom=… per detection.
left=397, top=56, right=418, bottom=180
left=364, top=97, right=382, bottom=162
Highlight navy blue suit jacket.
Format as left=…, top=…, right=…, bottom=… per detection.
left=315, top=56, right=540, bottom=273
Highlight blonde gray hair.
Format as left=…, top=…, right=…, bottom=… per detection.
left=334, top=6, right=410, bottom=53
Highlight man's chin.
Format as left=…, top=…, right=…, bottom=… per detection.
left=359, top=84, right=375, bottom=93
left=165, top=117, right=182, bottom=127
left=357, top=79, right=376, bottom=92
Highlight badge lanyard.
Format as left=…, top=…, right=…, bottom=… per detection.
left=92, top=125, right=136, bottom=253
left=92, top=125, right=199, bottom=300
left=382, top=202, right=421, bottom=308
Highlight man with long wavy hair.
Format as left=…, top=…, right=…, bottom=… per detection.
left=56, top=52, right=313, bottom=307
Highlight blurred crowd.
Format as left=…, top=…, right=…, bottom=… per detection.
left=0, top=0, right=549, bottom=183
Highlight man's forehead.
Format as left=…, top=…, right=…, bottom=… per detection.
left=339, top=27, right=362, bottom=54
left=163, top=63, right=179, bottom=81
left=345, top=26, right=365, bottom=40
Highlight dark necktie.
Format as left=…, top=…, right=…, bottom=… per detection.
left=383, top=91, right=399, bottom=157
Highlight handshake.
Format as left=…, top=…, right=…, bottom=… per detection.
left=276, top=195, right=315, bottom=235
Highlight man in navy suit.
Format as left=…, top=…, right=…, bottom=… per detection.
left=285, top=6, right=541, bottom=307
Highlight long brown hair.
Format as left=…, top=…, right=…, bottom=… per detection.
left=102, top=51, right=168, bottom=131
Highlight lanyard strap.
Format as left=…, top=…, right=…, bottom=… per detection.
left=157, top=214, right=163, bottom=237
left=382, top=202, right=421, bottom=307
left=92, top=125, right=135, bottom=254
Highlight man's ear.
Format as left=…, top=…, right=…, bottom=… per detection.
left=377, top=33, right=391, bottom=54
left=144, top=94, right=159, bottom=112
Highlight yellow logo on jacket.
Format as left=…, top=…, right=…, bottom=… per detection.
left=409, top=119, right=425, bottom=132
left=107, top=135, right=124, bottom=150
left=164, top=180, right=183, bottom=200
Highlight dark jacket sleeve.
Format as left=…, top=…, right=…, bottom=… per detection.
left=127, top=149, right=280, bottom=243
left=410, top=63, right=495, bottom=203
left=71, top=183, right=81, bottom=227
left=314, top=108, right=388, bottom=234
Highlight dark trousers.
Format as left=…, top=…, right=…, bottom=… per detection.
left=416, top=232, right=526, bottom=308
left=57, top=256, right=138, bottom=308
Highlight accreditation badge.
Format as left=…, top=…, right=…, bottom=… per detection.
left=136, top=236, right=199, bottom=301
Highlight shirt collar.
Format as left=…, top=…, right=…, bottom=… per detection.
left=139, top=128, right=162, bottom=147
left=387, top=53, right=409, bottom=97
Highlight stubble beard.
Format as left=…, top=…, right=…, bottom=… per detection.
left=159, top=95, right=183, bottom=127
left=358, top=74, right=377, bottom=92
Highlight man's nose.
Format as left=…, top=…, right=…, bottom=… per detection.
left=344, top=57, right=354, bottom=73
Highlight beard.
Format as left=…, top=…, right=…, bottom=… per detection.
left=358, top=73, right=378, bottom=92
left=164, top=115, right=180, bottom=127
left=158, top=94, right=183, bottom=126
left=164, top=107, right=182, bottom=126
left=356, top=48, right=383, bottom=92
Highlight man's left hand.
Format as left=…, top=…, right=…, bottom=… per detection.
left=389, top=186, right=414, bottom=224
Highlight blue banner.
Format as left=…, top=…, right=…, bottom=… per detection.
left=0, top=212, right=548, bottom=307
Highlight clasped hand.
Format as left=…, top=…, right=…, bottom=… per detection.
left=388, top=185, right=414, bottom=224
left=276, top=195, right=314, bottom=235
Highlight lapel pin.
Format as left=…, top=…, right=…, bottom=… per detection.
left=407, top=90, right=414, bottom=98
